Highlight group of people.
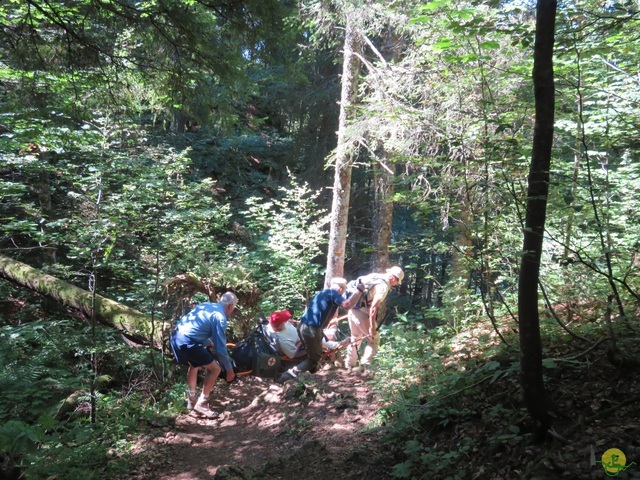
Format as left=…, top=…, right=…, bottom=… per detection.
left=169, top=266, right=404, bottom=416
left=275, top=265, right=403, bottom=383
left=265, top=309, right=342, bottom=357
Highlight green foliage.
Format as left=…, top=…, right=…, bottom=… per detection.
left=347, top=0, right=640, bottom=349
left=240, top=176, right=330, bottom=313
left=372, top=312, right=525, bottom=480
left=0, top=420, right=46, bottom=462
left=1, top=0, right=640, bottom=477
left=374, top=303, right=640, bottom=479
left=189, top=133, right=297, bottom=198
left=1, top=320, right=87, bottom=421
left=0, top=305, right=182, bottom=479
left=0, top=0, right=293, bottom=136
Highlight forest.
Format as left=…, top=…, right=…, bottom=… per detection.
left=1, top=0, right=639, bottom=478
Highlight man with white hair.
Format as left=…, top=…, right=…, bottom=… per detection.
left=170, top=291, right=238, bottom=417
left=346, top=266, right=404, bottom=369
left=276, top=278, right=365, bottom=383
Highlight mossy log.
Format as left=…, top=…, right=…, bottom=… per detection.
left=0, top=255, right=160, bottom=346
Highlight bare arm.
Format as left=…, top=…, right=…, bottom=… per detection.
left=340, top=282, right=366, bottom=310
left=367, top=293, right=386, bottom=336
left=369, top=295, right=382, bottom=337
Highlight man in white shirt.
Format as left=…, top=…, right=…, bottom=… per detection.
left=267, top=310, right=305, bottom=359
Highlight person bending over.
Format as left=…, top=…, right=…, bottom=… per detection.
left=170, top=291, right=238, bottom=417
left=346, top=266, right=404, bottom=369
left=276, top=278, right=365, bottom=383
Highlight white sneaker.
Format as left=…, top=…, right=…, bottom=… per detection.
left=186, top=394, right=197, bottom=411
left=276, top=369, right=298, bottom=384
left=193, top=399, right=220, bottom=418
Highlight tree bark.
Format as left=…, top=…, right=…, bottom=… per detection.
left=325, top=14, right=362, bottom=286
left=0, top=255, right=158, bottom=345
left=371, top=142, right=394, bottom=322
left=518, top=0, right=557, bottom=436
left=372, top=143, right=393, bottom=273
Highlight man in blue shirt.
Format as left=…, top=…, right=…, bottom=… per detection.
left=170, top=291, right=238, bottom=417
left=276, top=278, right=364, bottom=383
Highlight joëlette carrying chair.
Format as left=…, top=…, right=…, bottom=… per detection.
left=227, top=313, right=282, bottom=379
left=228, top=313, right=348, bottom=379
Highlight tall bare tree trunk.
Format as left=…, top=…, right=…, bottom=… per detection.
left=449, top=196, right=473, bottom=310
left=325, top=14, right=362, bottom=286
left=371, top=143, right=394, bottom=322
left=518, top=0, right=557, bottom=436
left=372, top=145, right=393, bottom=273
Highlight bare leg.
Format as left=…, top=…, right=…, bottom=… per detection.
left=187, top=365, right=200, bottom=393
left=201, top=360, right=222, bottom=398
left=194, top=361, right=222, bottom=418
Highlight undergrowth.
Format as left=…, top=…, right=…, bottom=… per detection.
left=2, top=291, right=639, bottom=480
left=0, top=302, right=182, bottom=480
left=371, top=312, right=640, bottom=480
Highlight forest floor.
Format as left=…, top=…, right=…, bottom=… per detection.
left=120, top=328, right=640, bottom=480
left=123, top=365, right=396, bottom=480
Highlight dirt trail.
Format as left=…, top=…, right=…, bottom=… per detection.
left=125, top=367, right=396, bottom=480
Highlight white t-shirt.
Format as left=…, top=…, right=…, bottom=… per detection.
left=267, top=322, right=300, bottom=358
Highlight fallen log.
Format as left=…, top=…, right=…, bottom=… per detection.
left=0, top=254, right=160, bottom=346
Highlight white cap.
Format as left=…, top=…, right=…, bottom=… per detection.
left=330, top=277, right=347, bottom=287
left=386, top=266, right=404, bottom=284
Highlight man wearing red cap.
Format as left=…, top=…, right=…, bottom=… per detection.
left=276, top=277, right=365, bottom=383
left=267, top=310, right=304, bottom=359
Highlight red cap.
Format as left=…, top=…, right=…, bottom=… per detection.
left=269, top=310, right=291, bottom=326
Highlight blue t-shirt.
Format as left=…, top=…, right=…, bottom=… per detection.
left=173, top=302, right=233, bottom=371
left=300, top=288, right=346, bottom=329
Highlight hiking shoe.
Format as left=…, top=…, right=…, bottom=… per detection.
left=276, top=370, right=297, bottom=384
left=193, top=399, right=220, bottom=418
left=186, top=394, right=198, bottom=412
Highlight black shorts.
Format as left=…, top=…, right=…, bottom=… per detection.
left=170, top=331, right=216, bottom=368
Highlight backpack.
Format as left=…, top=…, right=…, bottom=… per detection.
left=251, top=330, right=281, bottom=378
left=230, top=328, right=282, bottom=377
left=345, top=274, right=390, bottom=309
left=230, top=338, right=255, bottom=373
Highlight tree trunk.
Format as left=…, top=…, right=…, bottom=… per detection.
left=449, top=197, right=473, bottom=311
left=325, top=15, right=362, bottom=286
left=371, top=142, right=394, bottom=322
left=518, top=0, right=557, bottom=436
left=0, top=255, right=158, bottom=345
left=372, top=144, right=393, bottom=273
